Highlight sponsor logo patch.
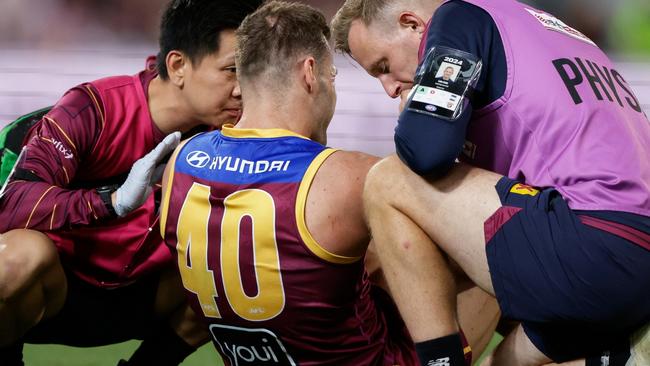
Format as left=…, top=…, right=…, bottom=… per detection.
left=51, top=138, right=74, bottom=159
left=186, top=150, right=211, bottom=168
left=185, top=152, right=291, bottom=175
left=510, top=183, right=539, bottom=196
left=526, top=8, right=596, bottom=46
left=210, top=324, right=296, bottom=366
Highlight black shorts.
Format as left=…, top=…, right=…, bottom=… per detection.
left=486, top=177, right=650, bottom=362
left=23, top=266, right=160, bottom=347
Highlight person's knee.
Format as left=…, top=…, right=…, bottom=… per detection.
left=172, top=303, right=210, bottom=347
left=363, top=155, right=407, bottom=209
left=154, top=267, right=187, bottom=317
left=0, top=229, right=58, bottom=301
left=153, top=268, right=209, bottom=347
left=490, top=325, right=552, bottom=366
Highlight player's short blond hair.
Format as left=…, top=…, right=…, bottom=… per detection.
left=236, top=1, right=330, bottom=86
left=331, top=0, right=391, bottom=56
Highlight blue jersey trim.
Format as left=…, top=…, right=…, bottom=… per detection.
left=175, top=131, right=326, bottom=185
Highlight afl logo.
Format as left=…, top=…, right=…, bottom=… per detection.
left=425, top=105, right=437, bottom=112
left=186, top=151, right=210, bottom=168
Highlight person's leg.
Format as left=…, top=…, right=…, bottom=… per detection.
left=18, top=262, right=206, bottom=366
left=365, top=197, right=459, bottom=341
left=0, top=229, right=66, bottom=347
left=483, top=321, right=649, bottom=366
left=366, top=239, right=499, bottom=359
left=364, top=157, right=502, bottom=365
left=456, top=286, right=500, bottom=359
left=365, top=241, right=389, bottom=293
left=364, top=157, right=501, bottom=329
left=368, top=240, right=499, bottom=361
left=481, top=326, right=650, bottom=366
left=121, top=267, right=208, bottom=366
left=153, top=267, right=209, bottom=348
left=480, top=325, right=552, bottom=366
left=483, top=318, right=649, bottom=366
left=630, top=322, right=650, bottom=366
left=365, top=157, right=501, bottom=297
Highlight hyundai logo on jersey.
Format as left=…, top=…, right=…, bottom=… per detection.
left=186, top=151, right=211, bottom=168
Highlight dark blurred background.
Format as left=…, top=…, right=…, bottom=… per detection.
left=1, top=0, right=649, bottom=156
left=2, top=0, right=649, bottom=55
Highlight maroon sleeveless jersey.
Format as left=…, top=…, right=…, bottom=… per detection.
left=161, top=126, right=416, bottom=365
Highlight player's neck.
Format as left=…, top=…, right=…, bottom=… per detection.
left=236, top=96, right=315, bottom=140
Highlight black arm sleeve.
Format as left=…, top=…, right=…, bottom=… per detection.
left=394, top=0, right=506, bottom=176
left=395, top=104, right=472, bottom=176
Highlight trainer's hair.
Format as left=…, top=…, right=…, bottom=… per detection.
left=332, top=0, right=429, bottom=57
left=156, top=0, right=265, bottom=80
left=331, top=0, right=393, bottom=56
left=236, top=1, right=331, bottom=86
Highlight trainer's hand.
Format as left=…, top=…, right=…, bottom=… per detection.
left=112, top=131, right=181, bottom=217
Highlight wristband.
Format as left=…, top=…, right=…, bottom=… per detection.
left=96, top=184, right=119, bottom=218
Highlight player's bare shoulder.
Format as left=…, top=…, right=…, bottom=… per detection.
left=321, top=150, right=379, bottom=183
left=315, top=150, right=379, bottom=202
left=305, top=150, right=379, bottom=257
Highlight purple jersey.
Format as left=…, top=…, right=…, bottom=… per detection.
left=161, top=127, right=416, bottom=365
left=445, top=0, right=650, bottom=216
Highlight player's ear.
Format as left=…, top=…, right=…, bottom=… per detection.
left=166, top=50, right=187, bottom=87
left=398, top=11, right=426, bottom=34
left=300, top=57, right=318, bottom=94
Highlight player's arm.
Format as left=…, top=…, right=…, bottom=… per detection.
left=307, top=150, right=380, bottom=258
left=0, top=86, right=110, bottom=231
left=395, top=1, right=505, bottom=176
left=365, top=239, right=391, bottom=293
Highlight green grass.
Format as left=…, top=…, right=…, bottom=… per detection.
left=24, top=342, right=224, bottom=366
left=23, top=334, right=503, bottom=365
left=476, top=333, right=503, bottom=365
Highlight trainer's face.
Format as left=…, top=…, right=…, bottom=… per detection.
left=184, top=30, right=242, bottom=128
left=443, top=67, right=454, bottom=80
left=348, top=19, right=421, bottom=99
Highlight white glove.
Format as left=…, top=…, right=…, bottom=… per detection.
left=113, top=131, right=181, bottom=217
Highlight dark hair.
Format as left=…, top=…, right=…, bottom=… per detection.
left=236, top=1, right=331, bottom=83
left=157, top=0, right=265, bottom=80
